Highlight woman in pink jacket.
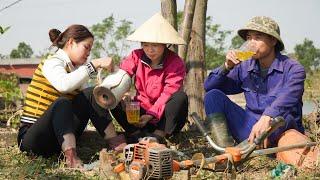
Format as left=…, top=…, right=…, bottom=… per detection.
left=111, top=13, right=188, bottom=142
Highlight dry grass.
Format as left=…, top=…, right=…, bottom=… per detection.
left=169, top=126, right=319, bottom=180
left=0, top=116, right=319, bottom=180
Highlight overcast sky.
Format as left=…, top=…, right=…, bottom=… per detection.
left=0, top=0, right=319, bottom=56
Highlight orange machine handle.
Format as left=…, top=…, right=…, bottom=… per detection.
left=114, top=162, right=125, bottom=173
left=172, top=160, right=181, bottom=171
left=225, top=147, right=242, bottom=162
left=172, top=160, right=194, bottom=171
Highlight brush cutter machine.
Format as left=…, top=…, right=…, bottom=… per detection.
left=114, top=137, right=174, bottom=180
left=173, top=113, right=318, bottom=171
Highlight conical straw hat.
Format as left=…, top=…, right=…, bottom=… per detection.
left=127, top=13, right=186, bottom=45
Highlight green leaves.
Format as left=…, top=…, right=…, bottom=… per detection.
left=205, top=16, right=232, bottom=70
left=0, top=26, right=10, bottom=35
left=90, top=15, right=133, bottom=65
left=0, top=80, right=22, bottom=103
left=9, top=42, right=33, bottom=58
left=230, top=35, right=245, bottom=50
left=294, top=38, right=320, bottom=72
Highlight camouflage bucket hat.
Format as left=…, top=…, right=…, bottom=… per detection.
left=238, top=16, right=284, bottom=51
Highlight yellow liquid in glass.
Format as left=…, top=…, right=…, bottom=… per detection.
left=236, top=51, right=255, bottom=61
left=126, top=109, right=140, bottom=124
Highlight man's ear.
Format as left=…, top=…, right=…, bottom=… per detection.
left=271, top=37, right=278, bottom=47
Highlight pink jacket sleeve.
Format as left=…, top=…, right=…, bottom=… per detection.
left=119, top=50, right=139, bottom=77
left=147, top=59, right=186, bottom=122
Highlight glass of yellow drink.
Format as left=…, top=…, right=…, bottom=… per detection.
left=236, top=51, right=256, bottom=61
left=236, top=41, right=257, bottom=61
left=126, top=101, right=140, bottom=124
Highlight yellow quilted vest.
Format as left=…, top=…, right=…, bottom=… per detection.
left=21, top=57, right=80, bottom=123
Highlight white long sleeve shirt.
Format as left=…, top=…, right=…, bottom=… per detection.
left=42, top=49, right=91, bottom=93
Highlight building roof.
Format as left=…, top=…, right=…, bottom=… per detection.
left=0, top=58, right=41, bottom=65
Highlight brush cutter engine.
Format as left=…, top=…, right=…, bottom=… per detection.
left=123, top=137, right=173, bottom=179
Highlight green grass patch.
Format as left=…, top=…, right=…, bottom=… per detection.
left=0, top=145, right=99, bottom=179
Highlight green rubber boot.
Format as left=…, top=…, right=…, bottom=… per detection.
left=206, top=113, right=234, bottom=148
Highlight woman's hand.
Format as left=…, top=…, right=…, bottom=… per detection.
left=121, top=92, right=131, bottom=109
left=91, top=57, right=114, bottom=72
left=134, top=114, right=154, bottom=128
left=225, top=50, right=241, bottom=70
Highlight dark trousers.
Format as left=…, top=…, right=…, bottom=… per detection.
left=111, top=91, right=188, bottom=136
left=17, top=87, right=112, bottom=157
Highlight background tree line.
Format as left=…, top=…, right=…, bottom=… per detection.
left=1, top=22, right=319, bottom=73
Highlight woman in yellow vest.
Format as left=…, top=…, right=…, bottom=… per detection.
left=17, top=24, right=126, bottom=168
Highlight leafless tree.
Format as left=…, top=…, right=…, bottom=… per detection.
left=184, top=0, right=207, bottom=119
left=161, top=0, right=178, bottom=53
left=161, top=0, right=207, bottom=120
left=178, top=0, right=196, bottom=60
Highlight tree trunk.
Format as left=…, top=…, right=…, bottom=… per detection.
left=185, top=0, right=207, bottom=120
left=161, top=0, right=178, bottom=53
left=178, top=0, right=196, bottom=60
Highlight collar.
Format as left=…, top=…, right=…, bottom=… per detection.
left=141, top=48, right=168, bottom=69
left=268, top=52, right=284, bottom=73
left=56, top=48, right=75, bottom=71
left=247, top=59, right=259, bottom=73
left=247, top=52, right=284, bottom=73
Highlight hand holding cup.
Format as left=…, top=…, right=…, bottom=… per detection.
left=225, top=41, right=257, bottom=69
left=235, top=41, right=257, bottom=61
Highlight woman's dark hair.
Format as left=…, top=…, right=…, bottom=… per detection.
left=48, top=24, right=94, bottom=49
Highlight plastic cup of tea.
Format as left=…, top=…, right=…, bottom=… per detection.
left=125, top=101, right=140, bottom=124
left=236, top=41, right=257, bottom=61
